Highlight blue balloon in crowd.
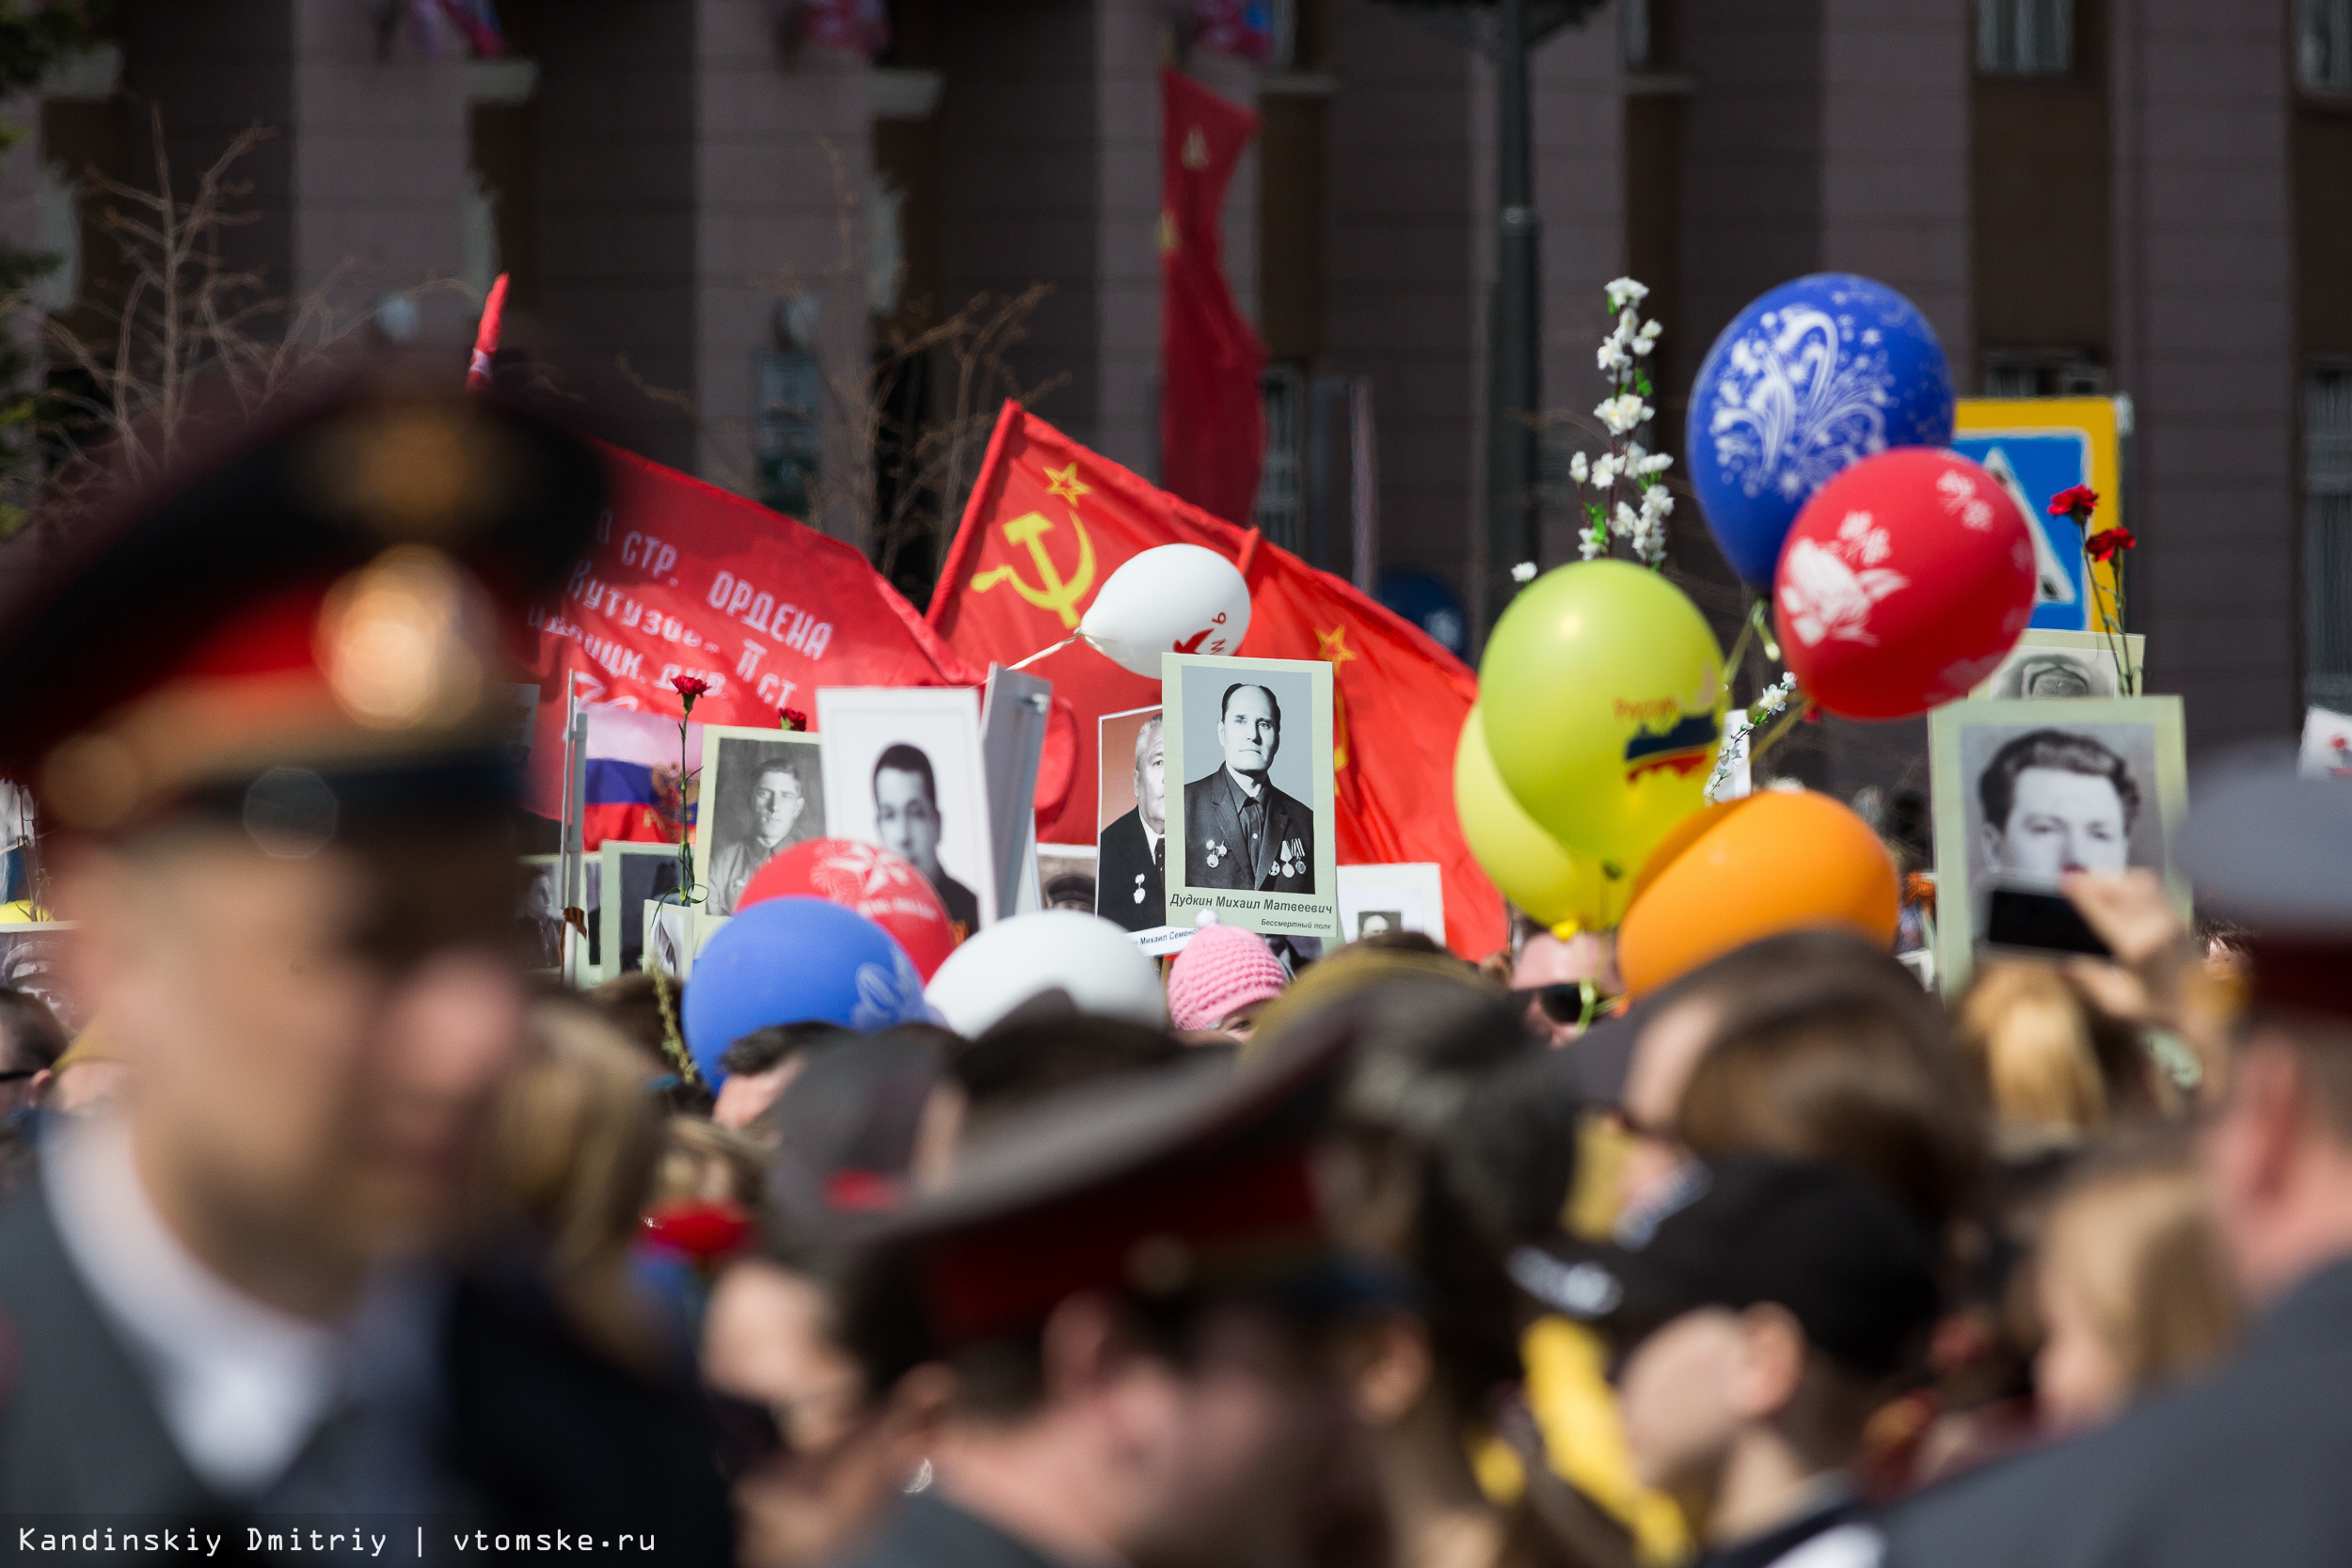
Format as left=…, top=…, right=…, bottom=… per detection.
left=683, top=895, right=930, bottom=1086
left=1376, top=567, right=1470, bottom=657
left=1686, top=273, right=1955, bottom=588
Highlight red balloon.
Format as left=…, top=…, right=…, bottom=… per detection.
left=1773, top=448, right=2036, bottom=720
left=737, top=838, right=959, bottom=980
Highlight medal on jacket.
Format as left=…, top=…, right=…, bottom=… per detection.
left=1134, top=872, right=1147, bottom=904
left=1206, top=839, right=1225, bottom=868
left=1277, top=838, right=1302, bottom=879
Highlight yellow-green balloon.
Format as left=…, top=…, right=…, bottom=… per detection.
left=1478, top=561, right=1725, bottom=876
left=1454, top=705, right=1633, bottom=931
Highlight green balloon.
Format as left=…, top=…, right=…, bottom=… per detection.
left=1454, top=704, right=1631, bottom=930
left=1477, top=561, right=1725, bottom=875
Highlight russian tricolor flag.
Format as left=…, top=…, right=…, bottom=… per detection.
left=579, top=703, right=703, bottom=850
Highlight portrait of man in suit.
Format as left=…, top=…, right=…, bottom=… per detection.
left=873, top=741, right=981, bottom=937
left=1097, top=712, right=1168, bottom=931
left=1183, top=682, right=1315, bottom=894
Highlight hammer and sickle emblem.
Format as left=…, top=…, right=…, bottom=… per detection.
left=973, top=510, right=1097, bottom=629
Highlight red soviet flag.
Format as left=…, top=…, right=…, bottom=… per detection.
left=521, top=444, right=1076, bottom=820
left=930, top=404, right=1505, bottom=960
left=1160, top=66, right=1267, bottom=530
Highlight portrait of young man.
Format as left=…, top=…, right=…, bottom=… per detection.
left=1183, top=680, right=1316, bottom=895
left=703, top=735, right=825, bottom=915
left=1096, top=710, right=1168, bottom=932
left=873, top=743, right=980, bottom=937
left=1929, top=696, right=2188, bottom=994
left=1977, top=728, right=2140, bottom=883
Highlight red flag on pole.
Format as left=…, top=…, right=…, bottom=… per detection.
left=1160, top=67, right=1267, bottom=530
left=930, top=404, right=1505, bottom=960
left=522, top=444, right=1077, bottom=827
left=467, top=272, right=508, bottom=390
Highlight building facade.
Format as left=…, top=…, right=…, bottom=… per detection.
left=11, top=0, right=2346, bottom=768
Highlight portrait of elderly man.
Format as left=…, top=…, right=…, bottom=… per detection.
left=708, top=747, right=820, bottom=914
left=873, top=742, right=980, bottom=936
left=1097, top=713, right=1168, bottom=932
left=1183, top=681, right=1315, bottom=894
left=1978, top=727, right=2139, bottom=883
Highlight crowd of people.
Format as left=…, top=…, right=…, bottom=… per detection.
left=4, top=383, right=2352, bottom=1568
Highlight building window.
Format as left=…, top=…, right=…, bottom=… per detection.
left=1977, top=0, right=2073, bottom=77
left=1255, top=364, right=1308, bottom=553
left=2307, top=363, right=2352, bottom=711
left=1982, top=348, right=2108, bottom=399
left=2303, top=0, right=2352, bottom=94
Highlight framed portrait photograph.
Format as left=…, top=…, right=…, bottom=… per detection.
left=516, top=854, right=564, bottom=974
left=1929, top=696, right=2190, bottom=994
left=601, top=840, right=686, bottom=977
left=1970, top=629, right=2148, bottom=702
left=1160, top=653, right=1341, bottom=942
left=1337, top=863, right=1446, bottom=945
left=694, top=726, right=826, bottom=915
left=1037, top=844, right=1101, bottom=914
left=1095, top=705, right=1174, bottom=942
left=817, top=687, right=996, bottom=938
left=0, top=922, right=80, bottom=1032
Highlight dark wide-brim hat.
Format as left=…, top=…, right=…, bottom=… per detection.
left=844, top=998, right=1405, bottom=1350
left=0, top=381, right=604, bottom=833
left=1509, top=1156, right=1939, bottom=1380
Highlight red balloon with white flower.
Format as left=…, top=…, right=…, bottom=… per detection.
left=1772, top=448, right=2036, bottom=720
left=738, top=837, right=959, bottom=980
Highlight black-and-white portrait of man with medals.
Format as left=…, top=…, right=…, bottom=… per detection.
left=1161, top=652, right=1340, bottom=943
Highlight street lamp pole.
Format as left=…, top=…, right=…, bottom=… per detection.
left=1367, top=0, right=1600, bottom=643
left=1488, top=0, right=1540, bottom=637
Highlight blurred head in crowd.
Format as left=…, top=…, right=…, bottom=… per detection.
left=926, top=1011, right=1183, bottom=1177
left=0, top=984, right=67, bottom=1122
left=1979, top=730, right=2137, bottom=882
left=486, top=999, right=667, bottom=1371
left=705, top=1248, right=950, bottom=1568
left=1956, top=960, right=2164, bottom=1149
left=583, top=969, right=709, bottom=1112
left=1525, top=1160, right=1937, bottom=1550
left=1510, top=915, right=1620, bottom=1046
left=2033, top=1137, right=2238, bottom=1433
left=1673, top=962, right=1981, bottom=1239
left=2, top=387, right=609, bottom=1319
left=826, top=1024, right=1377, bottom=1568
left=762, top=1027, right=944, bottom=1235
left=1042, top=873, right=1098, bottom=913
left=1167, top=923, right=1289, bottom=1039
left=1612, top=930, right=1960, bottom=1223
left=715, top=1021, right=856, bottom=1134
left=1313, top=979, right=1584, bottom=1568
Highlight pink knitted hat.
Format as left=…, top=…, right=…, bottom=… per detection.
left=1167, top=922, right=1289, bottom=1031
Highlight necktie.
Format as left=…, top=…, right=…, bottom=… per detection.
left=1152, top=837, right=1164, bottom=878
left=1239, top=795, right=1264, bottom=882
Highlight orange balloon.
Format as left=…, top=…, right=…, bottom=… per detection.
left=1616, top=790, right=1899, bottom=999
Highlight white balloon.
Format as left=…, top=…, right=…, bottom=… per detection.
left=1079, top=544, right=1251, bottom=678
left=924, top=911, right=1168, bottom=1037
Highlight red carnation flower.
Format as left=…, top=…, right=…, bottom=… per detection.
left=2047, top=484, right=2099, bottom=520
left=2084, top=526, right=2137, bottom=562
left=671, top=674, right=711, bottom=700
left=779, top=707, right=808, bottom=732
left=639, top=1199, right=751, bottom=1263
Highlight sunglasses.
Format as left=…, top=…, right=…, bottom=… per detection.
left=1514, top=980, right=1610, bottom=1029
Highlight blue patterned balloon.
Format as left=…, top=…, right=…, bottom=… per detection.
left=1686, top=274, right=1954, bottom=588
